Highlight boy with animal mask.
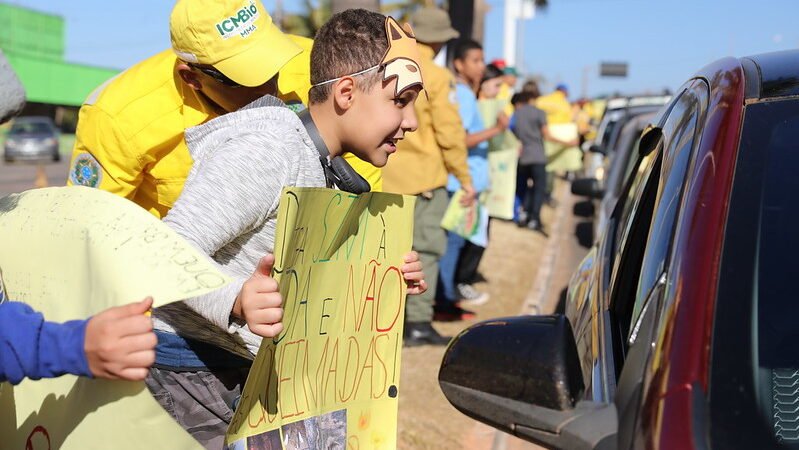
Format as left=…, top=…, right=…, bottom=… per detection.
left=149, top=9, right=429, bottom=447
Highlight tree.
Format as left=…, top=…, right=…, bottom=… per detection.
left=280, top=0, right=330, bottom=37
left=381, top=0, right=435, bottom=23
left=330, top=0, right=380, bottom=14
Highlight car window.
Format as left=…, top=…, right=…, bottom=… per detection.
left=612, top=147, right=659, bottom=261
left=607, top=149, right=662, bottom=367
left=628, top=82, right=708, bottom=339
left=10, top=121, right=53, bottom=134
left=710, top=97, right=799, bottom=449
left=610, top=88, right=688, bottom=255
left=753, top=101, right=799, bottom=446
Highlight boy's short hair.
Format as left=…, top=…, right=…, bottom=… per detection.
left=452, top=39, right=483, bottom=62
left=309, top=9, right=388, bottom=104
left=511, top=91, right=534, bottom=105
left=521, top=80, right=540, bottom=98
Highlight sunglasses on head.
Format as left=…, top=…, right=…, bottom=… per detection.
left=189, top=63, right=242, bottom=88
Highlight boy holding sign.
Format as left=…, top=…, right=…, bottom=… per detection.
left=149, top=9, right=428, bottom=447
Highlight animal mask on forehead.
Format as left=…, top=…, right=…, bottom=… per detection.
left=381, top=17, right=425, bottom=97
left=311, top=17, right=426, bottom=97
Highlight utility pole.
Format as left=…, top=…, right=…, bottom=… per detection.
left=504, top=0, right=535, bottom=71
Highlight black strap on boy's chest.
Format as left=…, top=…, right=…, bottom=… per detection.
left=298, top=109, right=371, bottom=194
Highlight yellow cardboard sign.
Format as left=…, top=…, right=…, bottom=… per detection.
left=544, top=123, right=582, bottom=173
left=0, top=186, right=231, bottom=450
left=486, top=148, right=518, bottom=220
left=226, top=188, right=415, bottom=450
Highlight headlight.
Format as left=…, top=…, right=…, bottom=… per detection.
left=43, top=137, right=57, bottom=146
left=5, top=139, right=18, bottom=148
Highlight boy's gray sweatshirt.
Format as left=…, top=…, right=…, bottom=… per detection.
left=152, top=95, right=326, bottom=357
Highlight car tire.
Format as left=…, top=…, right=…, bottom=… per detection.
left=53, top=153, right=61, bottom=162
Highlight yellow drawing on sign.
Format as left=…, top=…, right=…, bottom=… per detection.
left=0, top=186, right=231, bottom=450
left=226, top=187, right=415, bottom=450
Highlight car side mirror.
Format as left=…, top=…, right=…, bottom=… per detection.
left=439, top=315, right=617, bottom=450
left=571, top=178, right=604, bottom=199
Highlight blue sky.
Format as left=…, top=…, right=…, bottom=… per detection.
left=10, top=0, right=799, bottom=98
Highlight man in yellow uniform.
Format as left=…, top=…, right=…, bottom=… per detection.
left=67, top=0, right=380, bottom=219
left=382, top=6, right=473, bottom=346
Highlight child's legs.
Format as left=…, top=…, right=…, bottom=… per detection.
left=146, top=366, right=249, bottom=449
left=516, top=163, right=533, bottom=211
left=456, top=240, right=485, bottom=285
left=517, top=163, right=534, bottom=216
left=438, top=229, right=466, bottom=303
left=530, top=163, right=548, bottom=222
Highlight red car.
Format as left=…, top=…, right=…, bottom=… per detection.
left=439, top=50, right=799, bottom=449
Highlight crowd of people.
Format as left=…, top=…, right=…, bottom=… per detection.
left=0, top=1, right=599, bottom=448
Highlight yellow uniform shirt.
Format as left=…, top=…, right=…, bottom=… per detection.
left=536, top=90, right=574, bottom=124
left=68, top=37, right=381, bottom=219
left=382, top=44, right=471, bottom=195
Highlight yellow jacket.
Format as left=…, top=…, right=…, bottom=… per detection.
left=68, top=35, right=381, bottom=219
left=382, top=44, right=471, bottom=195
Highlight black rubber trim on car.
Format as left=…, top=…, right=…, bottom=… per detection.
left=741, top=58, right=761, bottom=101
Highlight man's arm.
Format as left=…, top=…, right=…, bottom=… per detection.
left=67, top=106, right=144, bottom=197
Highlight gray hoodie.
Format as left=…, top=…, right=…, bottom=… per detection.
left=153, top=95, right=326, bottom=357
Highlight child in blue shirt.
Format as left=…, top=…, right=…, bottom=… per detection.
left=436, top=40, right=508, bottom=320
left=0, top=295, right=156, bottom=385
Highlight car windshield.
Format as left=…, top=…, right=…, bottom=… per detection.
left=9, top=121, right=52, bottom=134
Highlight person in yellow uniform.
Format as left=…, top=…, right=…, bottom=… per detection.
left=382, top=6, right=473, bottom=347
left=535, top=83, right=582, bottom=200
left=67, top=0, right=381, bottom=220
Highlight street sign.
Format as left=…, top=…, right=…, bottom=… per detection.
left=600, top=62, right=628, bottom=78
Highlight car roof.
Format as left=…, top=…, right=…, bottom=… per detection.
left=741, top=50, right=799, bottom=100
left=605, top=95, right=671, bottom=111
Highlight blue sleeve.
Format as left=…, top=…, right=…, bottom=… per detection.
left=0, top=302, right=92, bottom=385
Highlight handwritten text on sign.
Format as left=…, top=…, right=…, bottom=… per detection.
left=227, top=188, right=415, bottom=450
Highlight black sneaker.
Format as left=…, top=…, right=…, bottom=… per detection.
left=403, top=322, right=451, bottom=347
left=433, top=302, right=477, bottom=322
left=527, top=219, right=548, bottom=236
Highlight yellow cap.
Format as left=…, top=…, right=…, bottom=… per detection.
left=170, top=0, right=301, bottom=87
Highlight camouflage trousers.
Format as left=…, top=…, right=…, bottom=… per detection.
left=145, top=367, right=250, bottom=450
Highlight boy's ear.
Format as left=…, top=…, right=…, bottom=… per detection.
left=332, top=77, right=356, bottom=111
left=452, top=59, right=464, bottom=76
left=177, top=63, right=202, bottom=91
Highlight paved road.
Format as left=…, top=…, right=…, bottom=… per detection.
left=0, top=159, right=70, bottom=197
left=465, top=180, right=591, bottom=450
